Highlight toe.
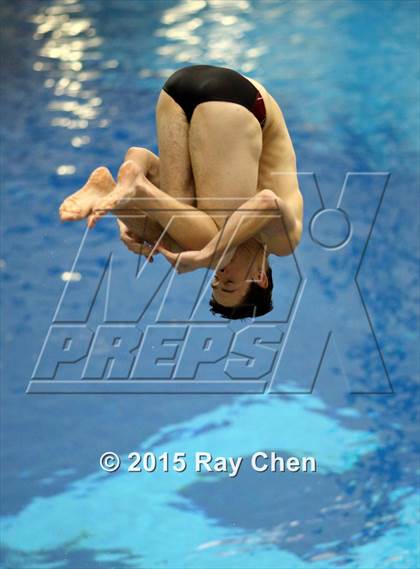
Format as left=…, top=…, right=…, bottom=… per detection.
left=59, top=204, right=79, bottom=220
left=60, top=211, right=79, bottom=222
left=60, top=198, right=82, bottom=216
left=89, top=166, right=114, bottom=190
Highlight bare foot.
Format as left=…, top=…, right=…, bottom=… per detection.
left=88, top=160, right=143, bottom=227
left=59, top=167, right=115, bottom=222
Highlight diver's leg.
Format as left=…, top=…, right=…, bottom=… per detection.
left=92, top=162, right=217, bottom=251
left=75, top=160, right=162, bottom=246
left=106, top=147, right=163, bottom=243
left=93, top=91, right=195, bottom=216
left=124, top=146, right=160, bottom=188
left=59, top=146, right=159, bottom=222
left=59, top=167, right=115, bottom=221
left=188, top=101, right=262, bottom=228
left=155, top=90, right=195, bottom=205
left=92, top=91, right=210, bottom=249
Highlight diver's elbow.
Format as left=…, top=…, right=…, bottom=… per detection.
left=289, top=221, right=303, bottom=252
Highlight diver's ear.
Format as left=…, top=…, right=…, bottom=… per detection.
left=256, top=271, right=269, bottom=289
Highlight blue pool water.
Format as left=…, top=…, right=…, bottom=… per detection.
left=0, top=0, right=419, bottom=567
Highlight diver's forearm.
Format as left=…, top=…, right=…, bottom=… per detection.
left=199, top=191, right=279, bottom=263
left=133, top=184, right=219, bottom=250
left=117, top=214, right=163, bottom=244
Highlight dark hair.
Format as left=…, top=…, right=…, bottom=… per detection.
left=209, top=266, right=273, bottom=320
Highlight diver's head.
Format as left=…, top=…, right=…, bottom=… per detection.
left=209, top=239, right=273, bottom=319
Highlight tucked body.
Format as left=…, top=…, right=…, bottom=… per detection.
left=59, top=65, right=303, bottom=318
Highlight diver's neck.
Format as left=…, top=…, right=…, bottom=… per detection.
left=246, top=238, right=267, bottom=272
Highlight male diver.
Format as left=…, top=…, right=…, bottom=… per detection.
left=59, top=64, right=303, bottom=318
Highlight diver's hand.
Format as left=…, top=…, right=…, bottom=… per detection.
left=157, top=245, right=207, bottom=273
left=117, top=219, right=156, bottom=261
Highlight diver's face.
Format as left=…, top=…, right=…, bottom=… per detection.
left=211, top=269, right=251, bottom=307
left=211, top=245, right=263, bottom=307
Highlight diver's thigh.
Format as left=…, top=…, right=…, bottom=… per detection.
left=155, top=90, right=195, bottom=205
left=189, top=101, right=262, bottom=217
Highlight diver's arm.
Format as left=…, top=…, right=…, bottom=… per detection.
left=199, top=189, right=296, bottom=264
left=158, top=190, right=279, bottom=273
left=128, top=176, right=219, bottom=251
left=158, top=190, right=290, bottom=272
left=258, top=195, right=302, bottom=256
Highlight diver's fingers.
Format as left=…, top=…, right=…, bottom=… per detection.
left=120, top=232, right=137, bottom=245
left=125, top=240, right=154, bottom=261
left=116, top=219, right=135, bottom=237
left=157, top=246, right=180, bottom=267
left=156, top=244, right=179, bottom=266
left=116, top=218, right=128, bottom=233
left=117, top=221, right=142, bottom=246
